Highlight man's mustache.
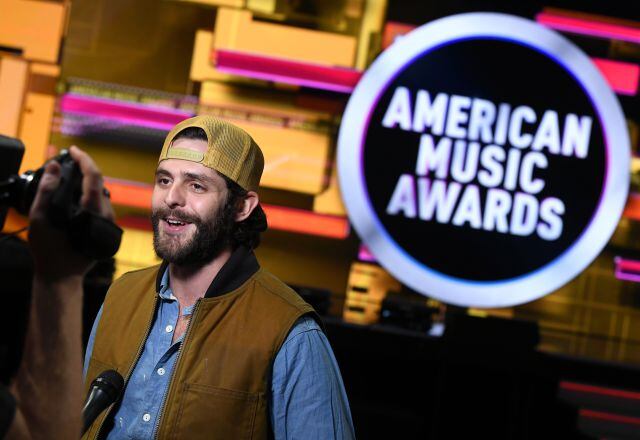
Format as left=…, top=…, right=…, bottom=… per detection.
left=152, top=208, right=202, bottom=225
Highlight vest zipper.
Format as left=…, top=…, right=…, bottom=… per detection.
left=94, top=295, right=159, bottom=440
left=153, top=299, right=202, bottom=439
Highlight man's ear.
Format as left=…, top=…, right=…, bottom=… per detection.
left=235, top=191, right=259, bottom=222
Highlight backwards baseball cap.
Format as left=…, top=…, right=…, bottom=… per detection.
left=158, top=115, right=264, bottom=192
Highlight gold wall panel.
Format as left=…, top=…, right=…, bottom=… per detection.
left=63, top=0, right=214, bottom=94
left=189, top=30, right=268, bottom=86
left=18, top=89, right=56, bottom=172
left=0, top=0, right=68, bottom=63
left=198, top=80, right=333, bottom=194
left=190, top=30, right=231, bottom=83
left=347, top=262, right=401, bottom=302
left=314, top=164, right=347, bottom=216
left=355, top=0, right=386, bottom=70
left=343, top=262, right=401, bottom=324
left=343, top=298, right=381, bottom=325
left=213, top=7, right=357, bottom=67
left=199, top=80, right=332, bottom=121
left=0, top=57, right=28, bottom=137
left=19, top=62, right=58, bottom=169
left=174, top=0, right=244, bottom=7
left=1, top=59, right=60, bottom=235
left=114, top=227, right=161, bottom=279
left=0, top=0, right=65, bottom=235
left=246, top=0, right=275, bottom=14
left=224, top=119, right=330, bottom=194
left=0, top=58, right=59, bottom=171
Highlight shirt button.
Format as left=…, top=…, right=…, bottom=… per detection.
left=165, top=325, right=173, bottom=333
left=157, top=368, right=165, bottom=376
left=142, top=413, right=151, bottom=422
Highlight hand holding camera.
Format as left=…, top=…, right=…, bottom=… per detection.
left=0, top=134, right=122, bottom=281
left=28, top=146, right=119, bottom=281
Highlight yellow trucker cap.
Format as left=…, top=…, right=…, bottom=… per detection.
left=158, top=115, right=264, bottom=192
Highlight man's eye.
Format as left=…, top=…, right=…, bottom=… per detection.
left=192, top=183, right=205, bottom=192
left=158, top=178, right=170, bottom=185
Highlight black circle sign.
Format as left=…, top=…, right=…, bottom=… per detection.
left=338, top=13, right=630, bottom=307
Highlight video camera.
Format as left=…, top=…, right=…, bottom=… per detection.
left=0, top=134, right=122, bottom=259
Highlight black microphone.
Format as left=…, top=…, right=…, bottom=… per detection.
left=81, top=369, right=124, bottom=436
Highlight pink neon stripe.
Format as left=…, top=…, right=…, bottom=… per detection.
left=580, top=408, right=640, bottom=426
left=614, top=257, right=640, bottom=283
left=592, top=58, right=640, bottom=95
left=614, top=257, right=640, bottom=273
left=561, top=381, right=640, bottom=401
left=215, top=50, right=362, bottom=93
left=358, top=244, right=376, bottom=262
left=217, top=66, right=354, bottom=93
left=536, top=12, right=640, bottom=44
left=65, top=114, right=179, bottom=132
left=615, top=270, right=640, bottom=283
left=60, top=94, right=193, bottom=129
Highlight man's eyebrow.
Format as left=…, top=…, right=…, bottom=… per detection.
left=182, top=171, right=216, bottom=185
left=154, top=168, right=217, bottom=185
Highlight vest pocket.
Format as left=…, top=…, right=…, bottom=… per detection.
left=172, top=382, right=261, bottom=439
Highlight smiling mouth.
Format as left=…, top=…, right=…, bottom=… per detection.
left=162, top=217, right=193, bottom=232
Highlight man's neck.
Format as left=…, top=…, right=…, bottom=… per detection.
left=168, top=247, right=233, bottom=308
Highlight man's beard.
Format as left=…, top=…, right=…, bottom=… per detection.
left=151, top=201, right=235, bottom=266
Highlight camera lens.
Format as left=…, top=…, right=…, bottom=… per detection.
left=11, top=170, right=43, bottom=216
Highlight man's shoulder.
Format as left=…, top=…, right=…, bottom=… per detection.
left=284, top=315, right=324, bottom=342
left=252, top=269, right=305, bottom=306
left=248, top=269, right=320, bottom=322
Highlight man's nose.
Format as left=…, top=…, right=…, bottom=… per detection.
left=165, top=183, right=186, bottom=208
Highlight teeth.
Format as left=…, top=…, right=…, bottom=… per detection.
left=166, top=219, right=185, bottom=226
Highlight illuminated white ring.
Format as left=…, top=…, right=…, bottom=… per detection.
left=338, top=12, right=630, bottom=308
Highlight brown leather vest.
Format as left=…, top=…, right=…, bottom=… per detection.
left=83, top=263, right=316, bottom=440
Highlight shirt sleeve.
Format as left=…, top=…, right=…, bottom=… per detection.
left=83, top=304, right=103, bottom=379
left=270, top=316, right=355, bottom=440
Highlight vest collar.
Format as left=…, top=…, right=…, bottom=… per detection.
left=155, top=246, right=260, bottom=298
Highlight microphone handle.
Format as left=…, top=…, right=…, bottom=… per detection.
left=81, top=387, right=113, bottom=436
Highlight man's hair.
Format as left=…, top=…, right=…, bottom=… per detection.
left=171, top=126, right=267, bottom=249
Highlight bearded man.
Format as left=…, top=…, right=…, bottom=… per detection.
left=82, top=116, right=355, bottom=439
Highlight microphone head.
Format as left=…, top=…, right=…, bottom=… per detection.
left=91, top=369, right=124, bottom=401
left=82, top=369, right=125, bottom=435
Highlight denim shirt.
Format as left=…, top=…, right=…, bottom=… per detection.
left=84, top=267, right=355, bottom=439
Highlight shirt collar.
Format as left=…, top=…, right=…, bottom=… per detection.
left=158, top=268, right=175, bottom=301
left=155, top=246, right=260, bottom=299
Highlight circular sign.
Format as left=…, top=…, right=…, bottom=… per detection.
left=338, top=13, right=630, bottom=308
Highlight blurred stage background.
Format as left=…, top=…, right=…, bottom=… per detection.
left=2, top=0, right=640, bottom=438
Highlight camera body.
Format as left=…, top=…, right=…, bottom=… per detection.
left=0, top=134, right=122, bottom=259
